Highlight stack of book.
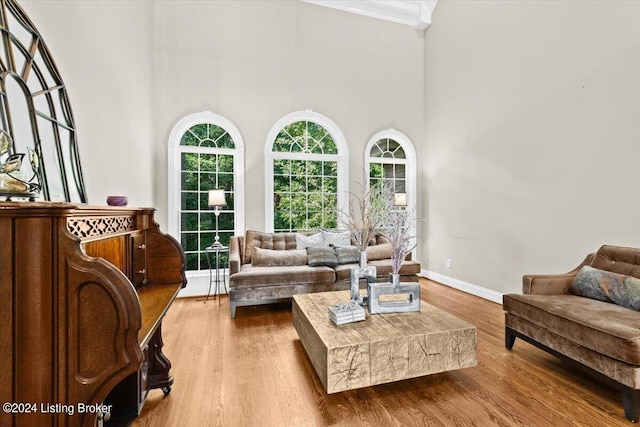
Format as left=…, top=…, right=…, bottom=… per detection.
left=328, top=300, right=366, bottom=325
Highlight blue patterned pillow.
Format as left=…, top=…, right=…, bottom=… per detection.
left=570, top=265, right=621, bottom=302
left=609, top=276, right=640, bottom=312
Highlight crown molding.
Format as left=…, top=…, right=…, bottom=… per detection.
left=301, top=0, right=437, bottom=30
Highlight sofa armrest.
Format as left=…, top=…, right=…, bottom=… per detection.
left=522, top=253, right=595, bottom=295
left=229, top=236, right=242, bottom=276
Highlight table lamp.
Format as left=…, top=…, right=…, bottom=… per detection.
left=393, top=192, right=407, bottom=207
left=208, top=189, right=227, bottom=248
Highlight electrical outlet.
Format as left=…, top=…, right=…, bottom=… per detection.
left=446, top=259, right=452, bottom=268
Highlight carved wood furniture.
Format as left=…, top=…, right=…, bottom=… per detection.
left=292, top=291, right=477, bottom=393
left=0, top=202, right=186, bottom=426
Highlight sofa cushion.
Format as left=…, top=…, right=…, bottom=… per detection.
left=591, top=245, right=640, bottom=279
left=295, top=232, right=324, bottom=250
left=376, top=235, right=390, bottom=245
left=571, top=265, right=640, bottom=312
left=368, top=259, right=421, bottom=277
left=322, top=229, right=351, bottom=247
left=503, top=293, right=640, bottom=365
left=230, top=264, right=336, bottom=289
left=610, top=276, right=640, bottom=312
left=244, top=230, right=298, bottom=264
left=306, top=247, right=338, bottom=267
left=570, top=265, right=619, bottom=302
left=334, top=246, right=359, bottom=265
left=366, top=243, right=393, bottom=261
left=252, top=247, right=307, bottom=267
left=334, top=264, right=355, bottom=281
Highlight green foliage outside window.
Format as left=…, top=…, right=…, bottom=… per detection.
left=369, top=138, right=407, bottom=194
left=273, top=121, right=337, bottom=155
left=179, top=123, right=236, bottom=271
left=272, top=120, right=340, bottom=232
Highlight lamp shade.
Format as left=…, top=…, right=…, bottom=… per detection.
left=393, top=192, right=407, bottom=207
left=208, top=189, right=227, bottom=207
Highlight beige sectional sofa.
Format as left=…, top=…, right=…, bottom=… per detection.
left=228, top=230, right=421, bottom=318
left=503, top=245, right=640, bottom=422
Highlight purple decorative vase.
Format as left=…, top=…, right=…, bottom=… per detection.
left=106, top=196, right=128, bottom=206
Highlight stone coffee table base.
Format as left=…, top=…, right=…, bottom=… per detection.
left=292, top=291, right=477, bottom=393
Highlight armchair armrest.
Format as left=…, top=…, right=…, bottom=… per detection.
left=522, top=253, right=595, bottom=295
left=229, top=236, right=242, bottom=276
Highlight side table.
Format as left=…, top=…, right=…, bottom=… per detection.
left=204, top=244, right=229, bottom=303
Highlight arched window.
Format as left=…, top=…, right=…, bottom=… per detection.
left=168, top=112, right=244, bottom=272
left=265, top=111, right=348, bottom=232
left=365, top=129, right=417, bottom=213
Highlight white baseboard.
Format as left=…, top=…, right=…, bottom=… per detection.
left=177, top=274, right=228, bottom=298
left=420, top=269, right=503, bottom=305
left=177, top=269, right=504, bottom=303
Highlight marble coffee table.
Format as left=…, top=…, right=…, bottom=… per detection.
left=292, top=290, right=477, bottom=393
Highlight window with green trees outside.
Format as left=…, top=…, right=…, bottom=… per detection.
left=368, top=138, right=407, bottom=195
left=179, top=123, right=236, bottom=271
left=272, top=120, right=339, bottom=232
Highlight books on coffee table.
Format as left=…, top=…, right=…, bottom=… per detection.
left=328, top=300, right=365, bottom=325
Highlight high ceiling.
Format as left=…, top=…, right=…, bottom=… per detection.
left=301, top=0, right=438, bottom=30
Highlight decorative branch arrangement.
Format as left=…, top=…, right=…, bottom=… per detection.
left=383, top=208, right=418, bottom=275
left=340, top=179, right=419, bottom=278
left=340, top=182, right=391, bottom=252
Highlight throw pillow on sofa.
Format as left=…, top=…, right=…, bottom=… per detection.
left=322, top=229, right=351, bottom=247
left=570, top=265, right=622, bottom=302
left=571, top=265, right=640, bottom=312
left=252, top=247, right=308, bottom=267
left=366, top=243, right=393, bottom=261
left=296, top=232, right=324, bottom=249
left=333, top=245, right=360, bottom=265
left=306, top=247, right=338, bottom=267
left=608, top=276, right=640, bottom=312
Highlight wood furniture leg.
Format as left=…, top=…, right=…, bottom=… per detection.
left=505, top=326, right=516, bottom=350
left=622, top=388, right=640, bottom=423
left=148, top=322, right=174, bottom=395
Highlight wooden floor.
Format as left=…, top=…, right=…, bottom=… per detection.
left=132, top=279, right=630, bottom=426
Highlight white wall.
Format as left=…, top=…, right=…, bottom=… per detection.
left=21, top=0, right=155, bottom=207
left=20, top=0, right=425, bottom=244
left=151, top=0, right=424, bottom=234
left=423, top=1, right=640, bottom=295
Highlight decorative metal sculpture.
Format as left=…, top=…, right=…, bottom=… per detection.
left=0, top=130, right=40, bottom=200
left=368, top=273, right=420, bottom=314
left=350, top=250, right=376, bottom=305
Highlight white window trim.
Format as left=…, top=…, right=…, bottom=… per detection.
left=365, top=129, right=418, bottom=255
left=264, top=110, right=349, bottom=232
left=167, top=111, right=246, bottom=268
left=364, top=128, right=417, bottom=212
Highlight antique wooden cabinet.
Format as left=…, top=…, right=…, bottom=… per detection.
left=0, top=202, right=186, bottom=426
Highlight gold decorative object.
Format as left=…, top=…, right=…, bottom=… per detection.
left=0, top=131, right=10, bottom=154
left=0, top=153, right=24, bottom=173
left=0, top=131, right=41, bottom=201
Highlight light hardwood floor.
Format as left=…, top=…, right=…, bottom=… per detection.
left=133, top=279, right=630, bottom=426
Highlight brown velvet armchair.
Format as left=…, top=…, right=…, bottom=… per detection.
left=504, top=245, right=640, bottom=422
